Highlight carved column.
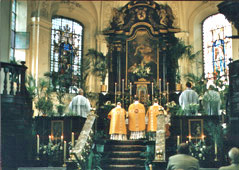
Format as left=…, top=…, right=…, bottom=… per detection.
left=155, top=114, right=166, bottom=161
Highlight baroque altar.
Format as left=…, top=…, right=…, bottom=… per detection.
left=104, top=1, right=180, bottom=100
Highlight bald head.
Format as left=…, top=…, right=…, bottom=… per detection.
left=78, top=88, right=84, bottom=95
left=228, top=147, right=239, bottom=163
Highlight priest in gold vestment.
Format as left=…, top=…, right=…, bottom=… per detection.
left=108, top=102, right=127, bottom=140
left=146, top=98, right=167, bottom=140
left=128, top=97, right=146, bottom=140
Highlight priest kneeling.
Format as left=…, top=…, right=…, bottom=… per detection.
left=128, top=97, right=146, bottom=140
left=108, top=102, right=127, bottom=140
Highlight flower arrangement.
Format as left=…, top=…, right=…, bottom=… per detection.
left=166, top=101, right=177, bottom=108
left=190, top=140, right=211, bottom=162
left=185, top=103, right=200, bottom=114
left=132, top=64, right=152, bottom=79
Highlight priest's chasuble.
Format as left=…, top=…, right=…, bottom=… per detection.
left=108, top=107, right=127, bottom=135
left=146, top=104, right=166, bottom=132
left=128, top=103, right=146, bottom=132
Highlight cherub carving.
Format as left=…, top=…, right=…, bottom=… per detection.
left=111, top=8, right=125, bottom=28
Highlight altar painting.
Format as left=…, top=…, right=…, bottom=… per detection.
left=126, top=30, right=158, bottom=83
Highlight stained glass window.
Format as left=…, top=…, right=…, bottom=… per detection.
left=51, top=17, right=83, bottom=92
left=10, top=0, right=16, bottom=60
left=203, top=13, right=232, bottom=85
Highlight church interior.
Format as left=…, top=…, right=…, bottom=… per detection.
left=1, top=1, right=239, bottom=170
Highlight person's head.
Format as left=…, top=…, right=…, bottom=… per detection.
left=186, top=82, right=192, bottom=88
left=134, top=96, right=139, bottom=101
left=78, top=88, right=84, bottom=95
left=228, top=147, right=239, bottom=164
left=177, top=143, right=190, bottom=155
left=154, top=98, right=158, bottom=104
left=117, top=102, right=121, bottom=106
left=208, top=85, right=215, bottom=90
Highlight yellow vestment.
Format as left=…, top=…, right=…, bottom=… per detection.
left=128, top=103, right=146, bottom=132
left=146, top=105, right=166, bottom=132
left=108, top=107, right=127, bottom=135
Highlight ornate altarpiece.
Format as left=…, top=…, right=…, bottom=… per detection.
left=104, top=1, right=180, bottom=100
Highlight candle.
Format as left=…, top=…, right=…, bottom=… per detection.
left=130, top=82, right=132, bottom=96
left=152, top=82, right=154, bottom=97
left=167, top=82, right=169, bottom=94
left=215, top=141, right=217, bottom=156
left=159, top=79, right=161, bottom=94
left=49, top=135, right=52, bottom=143
left=72, top=132, right=75, bottom=146
left=177, top=136, right=180, bottom=146
left=115, top=83, right=117, bottom=95
left=37, top=135, right=40, bottom=155
left=186, top=141, right=188, bottom=144
left=122, top=79, right=124, bottom=95
left=201, top=135, right=205, bottom=142
left=149, top=164, right=152, bottom=170
left=61, top=135, right=63, bottom=143
left=189, top=135, right=192, bottom=142
left=64, top=141, right=66, bottom=162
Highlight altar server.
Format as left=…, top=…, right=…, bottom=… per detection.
left=128, top=97, right=146, bottom=140
left=108, top=102, right=127, bottom=140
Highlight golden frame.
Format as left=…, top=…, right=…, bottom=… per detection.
left=188, top=119, right=204, bottom=139
left=126, top=28, right=159, bottom=88
left=51, top=120, right=64, bottom=140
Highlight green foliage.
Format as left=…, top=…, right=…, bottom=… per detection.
left=204, top=121, right=223, bottom=147
left=25, top=74, right=37, bottom=99
left=86, top=49, right=108, bottom=84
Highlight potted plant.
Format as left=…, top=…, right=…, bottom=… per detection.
left=86, top=49, right=108, bottom=92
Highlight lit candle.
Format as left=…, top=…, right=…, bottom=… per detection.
left=177, top=136, right=180, bottom=146
left=115, top=83, right=117, bottom=95
left=189, top=135, right=192, bottom=142
left=202, top=135, right=205, bottom=142
left=64, top=141, right=66, bottom=162
left=159, top=79, right=161, bottom=94
left=130, top=82, right=132, bottom=96
left=215, top=141, right=217, bottom=156
left=186, top=141, right=188, bottom=144
left=167, top=82, right=169, bottom=94
left=122, top=79, right=124, bottom=95
left=49, top=135, right=52, bottom=143
left=61, top=135, right=63, bottom=143
left=152, top=82, right=154, bottom=97
left=37, top=134, right=40, bottom=155
left=72, top=132, right=75, bottom=146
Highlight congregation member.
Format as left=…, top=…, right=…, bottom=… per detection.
left=202, top=85, right=221, bottom=115
left=146, top=98, right=167, bottom=140
left=128, top=97, right=146, bottom=140
left=108, top=102, right=127, bottom=140
left=166, top=143, right=200, bottom=170
left=179, top=82, right=199, bottom=115
left=68, top=88, right=91, bottom=118
left=219, top=147, right=239, bottom=170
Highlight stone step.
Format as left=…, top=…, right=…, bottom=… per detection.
left=102, top=157, right=145, bottom=165
left=105, top=150, right=142, bottom=158
left=102, top=164, right=145, bottom=170
left=105, top=144, right=146, bottom=152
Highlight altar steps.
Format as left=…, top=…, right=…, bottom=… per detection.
left=102, top=140, right=146, bottom=170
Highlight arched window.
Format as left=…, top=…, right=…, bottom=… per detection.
left=203, top=13, right=232, bottom=85
left=50, top=17, right=83, bottom=92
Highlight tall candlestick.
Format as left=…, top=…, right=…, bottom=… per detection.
left=152, top=82, right=154, bottom=98
left=37, top=134, right=40, bottom=155
left=122, top=79, right=124, bottom=95
left=115, top=82, right=117, bottom=104
left=130, top=82, right=132, bottom=96
left=64, top=141, right=66, bottom=162
left=72, top=132, right=75, bottom=146
left=167, top=82, right=169, bottom=94
left=159, top=79, right=162, bottom=94
left=215, top=141, right=217, bottom=158
left=177, top=136, right=180, bottom=147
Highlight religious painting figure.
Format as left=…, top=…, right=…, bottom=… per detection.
left=128, top=97, right=146, bottom=140
left=127, top=30, right=158, bottom=82
left=146, top=98, right=167, bottom=141
left=108, top=102, right=127, bottom=140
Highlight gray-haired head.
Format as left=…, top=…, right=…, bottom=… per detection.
left=228, top=147, right=239, bottom=164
